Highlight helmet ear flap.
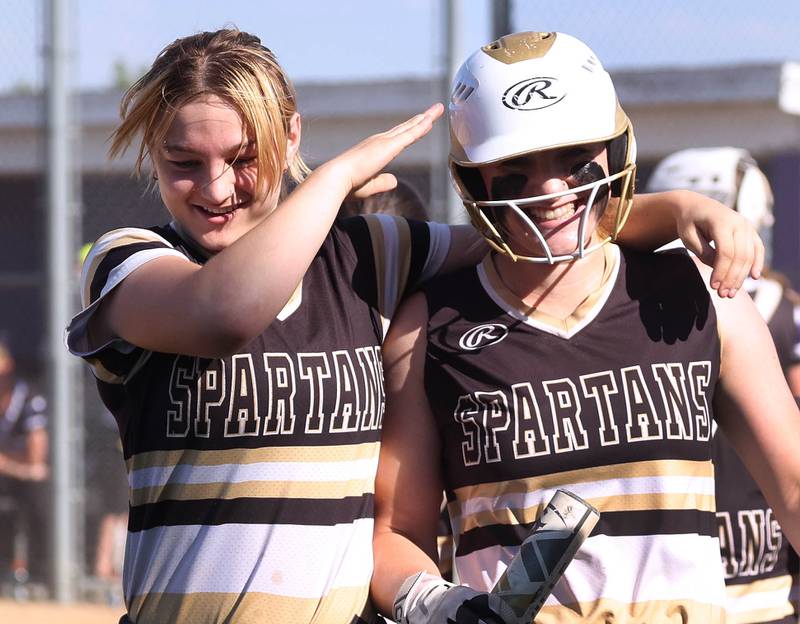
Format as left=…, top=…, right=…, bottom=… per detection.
left=608, top=133, right=628, bottom=197
left=453, top=164, right=488, bottom=201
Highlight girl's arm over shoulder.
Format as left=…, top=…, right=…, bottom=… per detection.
left=439, top=224, right=488, bottom=274
left=620, top=190, right=764, bottom=297
left=440, top=189, right=763, bottom=298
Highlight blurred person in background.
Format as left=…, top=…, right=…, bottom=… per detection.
left=338, top=177, right=429, bottom=220
left=66, top=27, right=765, bottom=624
left=371, top=31, right=800, bottom=624
left=648, top=147, right=800, bottom=624
left=0, top=340, right=49, bottom=591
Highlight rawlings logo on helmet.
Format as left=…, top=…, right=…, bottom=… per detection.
left=458, top=324, right=509, bottom=350
left=502, top=77, right=566, bottom=111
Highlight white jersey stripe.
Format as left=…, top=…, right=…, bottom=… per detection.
left=727, top=587, right=795, bottom=614
left=129, top=456, right=379, bottom=489
left=124, top=519, right=374, bottom=599
left=100, top=247, right=187, bottom=300
left=375, top=214, right=402, bottom=322
left=81, top=227, right=184, bottom=305
left=70, top=245, right=184, bottom=361
left=456, top=533, right=726, bottom=607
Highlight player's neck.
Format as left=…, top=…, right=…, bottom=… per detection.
left=492, top=244, right=611, bottom=319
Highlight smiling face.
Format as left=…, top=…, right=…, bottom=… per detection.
left=151, top=95, right=291, bottom=253
left=475, top=142, right=610, bottom=260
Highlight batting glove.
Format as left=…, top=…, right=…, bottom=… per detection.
left=392, top=571, right=518, bottom=624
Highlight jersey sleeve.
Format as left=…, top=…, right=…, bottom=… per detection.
left=339, top=215, right=451, bottom=336
left=65, top=227, right=190, bottom=384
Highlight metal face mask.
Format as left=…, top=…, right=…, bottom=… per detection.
left=462, top=162, right=635, bottom=263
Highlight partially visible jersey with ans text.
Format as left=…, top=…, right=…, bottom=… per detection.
left=713, top=276, right=800, bottom=624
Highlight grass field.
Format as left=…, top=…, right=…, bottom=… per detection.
left=0, top=599, right=125, bottom=623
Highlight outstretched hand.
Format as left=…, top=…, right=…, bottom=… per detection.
left=675, top=191, right=765, bottom=298
left=328, top=103, right=444, bottom=200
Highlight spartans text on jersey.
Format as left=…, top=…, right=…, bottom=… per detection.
left=453, top=360, right=712, bottom=466
left=165, top=346, right=385, bottom=438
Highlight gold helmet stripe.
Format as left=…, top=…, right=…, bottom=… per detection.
left=481, top=32, right=558, bottom=65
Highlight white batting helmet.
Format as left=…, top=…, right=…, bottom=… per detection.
left=646, top=147, right=774, bottom=231
left=449, top=31, right=637, bottom=263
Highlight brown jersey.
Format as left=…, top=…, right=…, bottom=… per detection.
left=423, top=245, right=726, bottom=622
left=67, top=216, right=450, bottom=624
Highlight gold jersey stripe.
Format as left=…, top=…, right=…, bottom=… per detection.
left=726, top=604, right=796, bottom=624
left=455, top=491, right=716, bottom=534
left=131, top=476, right=375, bottom=507
left=725, top=573, right=795, bottom=599
left=391, top=216, right=413, bottom=315
left=450, top=458, right=713, bottom=508
left=129, top=586, right=373, bottom=624
left=126, top=441, right=380, bottom=471
left=86, top=356, right=125, bottom=384
left=363, top=215, right=414, bottom=324
left=276, top=279, right=304, bottom=321
left=365, top=216, right=387, bottom=320
left=437, top=534, right=454, bottom=578
left=534, top=596, right=726, bottom=624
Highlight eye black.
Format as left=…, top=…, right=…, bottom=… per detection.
left=570, top=161, right=605, bottom=186
left=490, top=174, right=528, bottom=200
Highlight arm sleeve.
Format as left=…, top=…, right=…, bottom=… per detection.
left=65, top=227, right=190, bottom=383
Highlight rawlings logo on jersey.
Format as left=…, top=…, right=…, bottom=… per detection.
left=502, top=77, right=566, bottom=111
left=459, top=323, right=509, bottom=350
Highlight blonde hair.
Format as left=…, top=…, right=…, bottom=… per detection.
left=109, top=28, right=309, bottom=195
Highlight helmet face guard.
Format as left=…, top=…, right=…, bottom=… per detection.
left=448, top=31, right=637, bottom=264
left=461, top=163, right=636, bottom=263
